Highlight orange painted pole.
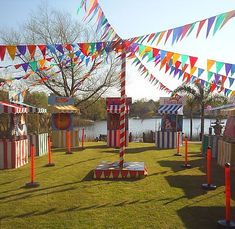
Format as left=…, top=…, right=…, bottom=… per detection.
left=217, top=163, right=235, bottom=227
left=174, top=131, right=181, bottom=156
left=66, top=130, right=71, bottom=154
left=25, top=144, right=40, bottom=187
left=181, top=136, right=191, bottom=168
left=46, top=136, right=55, bottom=166
left=201, top=146, right=216, bottom=190
left=82, top=128, right=85, bottom=149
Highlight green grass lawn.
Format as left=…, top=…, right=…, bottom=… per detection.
left=0, top=142, right=235, bottom=229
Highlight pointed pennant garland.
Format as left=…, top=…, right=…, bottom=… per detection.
left=207, top=71, right=214, bottom=81
left=207, top=59, right=215, bottom=71
left=225, top=63, right=232, bottom=76
left=38, top=45, right=46, bottom=57
left=28, top=45, right=37, bottom=59
left=206, top=16, right=216, bottom=38
left=213, top=13, right=226, bottom=35
left=0, top=46, right=6, bottom=61
left=229, top=77, right=235, bottom=87
left=17, top=45, right=27, bottom=56
left=189, top=56, right=198, bottom=68
left=215, top=61, right=224, bottom=73
left=196, top=19, right=206, bottom=37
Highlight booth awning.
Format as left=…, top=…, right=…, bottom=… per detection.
left=49, top=105, right=80, bottom=113
left=158, top=104, right=183, bottom=115
left=221, top=107, right=235, bottom=116
left=0, top=101, right=28, bottom=114
left=107, top=105, right=130, bottom=114
left=11, top=101, right=47, bottom=113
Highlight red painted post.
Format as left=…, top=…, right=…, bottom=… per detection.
left=82, top=128, right=85, bottom=149
left=207, top=147, right=211, bottom=185
left=217, top=163, right=235, bottom=228
left=225, top=163, right=231, bottom=223
left=31, top=144, right=35, bottom=183
left=181, top=136, right=191, bottom=168
left=174, top=131, right=182, bottom=156
left=66, top=130, right=71, bottom=154
left=46, top=136, right=55, bottom=166
left=201, top=146, right=216, bottom=190
left=25, top=144, right=40, bottom=187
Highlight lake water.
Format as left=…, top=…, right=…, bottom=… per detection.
left=79, top=118, right=227, bottom=140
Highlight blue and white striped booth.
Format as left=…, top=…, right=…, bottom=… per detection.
left=156, top=103, right=183, bottom=149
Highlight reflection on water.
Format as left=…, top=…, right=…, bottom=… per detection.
left=79, top=118, right=227, bottom=140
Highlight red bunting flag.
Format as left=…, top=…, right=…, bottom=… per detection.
left=38, top=45, right=46, bottom=57
left=189, top=56, right=198, bottom=68
left=0, top=45, right=6, bottom=61
left=28, top=45, right=36, bottom=59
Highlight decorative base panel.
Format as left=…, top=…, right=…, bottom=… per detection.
left=93, top=161, right=147, bottom=179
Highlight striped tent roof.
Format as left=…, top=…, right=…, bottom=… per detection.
left=157, top=104, right=183, bottom=115
left=49, top=105, right=80, bottom=114
left=0, top=101, right=28, bottom=114
left=107, top=105, right=130, bottom=114
left=11, top=101, right=47, bottom=113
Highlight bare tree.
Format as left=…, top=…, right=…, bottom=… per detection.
left=0, top=4, right=120, bottom=107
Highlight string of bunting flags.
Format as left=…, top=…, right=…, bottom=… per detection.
left=127, top=10, right=235, bottom=46
left=131, top=43, right=235, bottom=96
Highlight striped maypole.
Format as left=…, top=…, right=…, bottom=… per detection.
left=119, top=46, right=126, bottom=168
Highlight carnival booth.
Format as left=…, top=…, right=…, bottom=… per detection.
left=217, top=106, right=235, bottom=168
left=9, top=100, right=48, bottom=157
left=156, top=97, right=183, bottom=149
left=106, top=97, right=132, bottom=148
left=48, top=95, right=80, bottom=148
left=0, top=101, right=29, bottom=169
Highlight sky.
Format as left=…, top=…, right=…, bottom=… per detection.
left=0, top=0, right=235, bottom=101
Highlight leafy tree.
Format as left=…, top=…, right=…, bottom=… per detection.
left=0, top=90, right=8, bottom=101
left=24, top=91, right=48, bottom=108
left=0, top=4, right=120, bottom=107
left=173, top=83, right=227, bottom=140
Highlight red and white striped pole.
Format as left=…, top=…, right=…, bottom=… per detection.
left=119, top=47, right=126, bottom=168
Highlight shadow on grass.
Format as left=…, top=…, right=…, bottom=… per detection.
left=177, top=206, right=235, bottom=229
left=158, top=158, right=203, bottom=172
left=165, top=175, right=210, bottom=199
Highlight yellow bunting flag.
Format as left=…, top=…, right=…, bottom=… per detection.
left=7, top=45, right=16, bottom=60
left=157, top=31, right=166, bottom=45
left=190, top=66, right=197, bottom=76
left=207, top=59, right=215, bottom=71
left=172, top=53, right=180, bottom=65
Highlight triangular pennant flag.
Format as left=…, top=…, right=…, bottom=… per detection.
left=174, top=68, right=180, bottom=77
left=47, top=45, right=56, bottom=55
left=152, top=48, right=160, bottom=57
left=231, top=64, right=235, bottom=76
left=225, top=63, right=232, bottom=76
left=207, top=71, right=214, bottom=81
left=198, top=68, right=204, bottom=77
left=210, top=82, right=217, bottom=93
left=229, top=77, right=235, bottom=87
left=181, top=54, right=188, bottom=67
left=207, top=59, right=215, bottom=71
left=29, top=61, right=38, bottom=72
left=178, top=69, right=183, bottom=79
left=215, top=61, right=224, bottom=73
left=196, top=19, right=206, bottom=37
left=170, top=66, right=175, bottom=75
left=221, top=75, right=227, bottom=85
left=0, top=45, right=6, bottom=61
left=175, top=61, right=181, bottom=69
left=38, top=45, right=46, bottom=57
left=157, top=31, right=166, bottom=45
left=180, top=24, right=191, bottom=40
left=64, top=44, right=73, bottom=51
left=38, top=59, right=46, bottom=69
left=172, top=53, right=180, bottom=64
left=206, top=16, right=216, bottom=38
left=21, top=63, right=29, bottom=72
left=181, top=63, right=188, bottom=73
left=160, top=50, right=167, bottom=60
left=164, top=29, right=173, bottom=44
left=28, top=45, right=37, bottom=59
left=151, top=32, right=160, bottom=44
left=17, top=45, right=27, bottom=56
left=187, top=22, right=196, bottom=37
left=214, top=73, right=221, bottom=84
left=172, top=26, right=183, bottom=44
left=55, top=44, right=64, bottom=54
left=221, top=10, right=235, bottom=29
left=213, top=13, right=226, bottom=35
left=6, top=45, right=17, bottom=60
left=189, top=56, right=198, bottom=68
left=190, top=66, right=197, bottom=76
left=200, top=79, right=205, bottom=87
left=147, top=33, right=155, bottom=43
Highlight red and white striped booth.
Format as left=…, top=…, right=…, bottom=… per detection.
left=106, top=97, right=132, bottom=148
left=0, top=101, right=29, bottom=169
